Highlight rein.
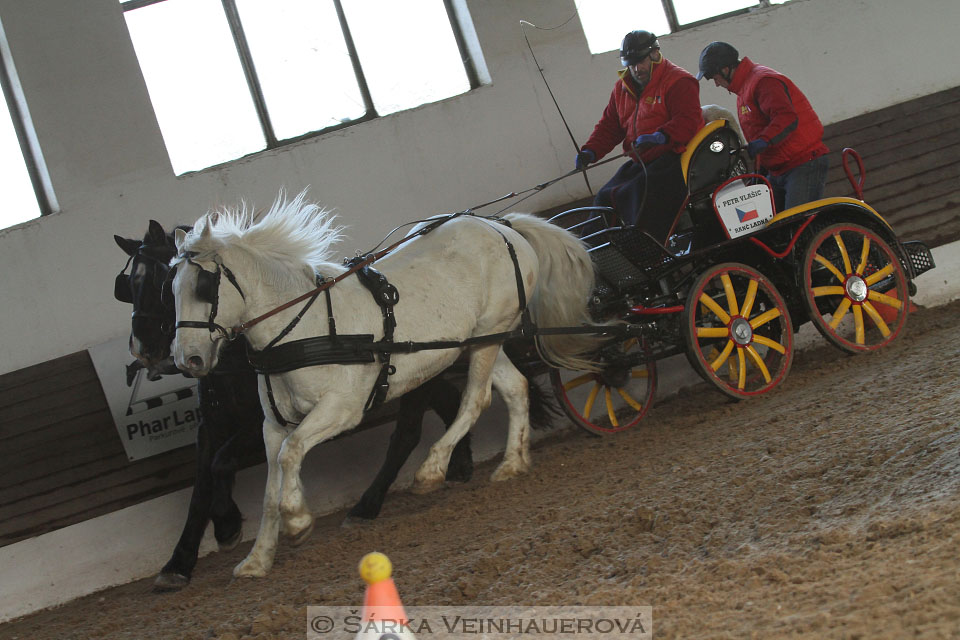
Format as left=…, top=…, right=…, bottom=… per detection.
left=230, top=212, right=466, bottom=337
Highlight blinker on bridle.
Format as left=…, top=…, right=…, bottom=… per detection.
left=173, top=252, right=246, bottom=341
left=115, top=247, right=175, bottom=329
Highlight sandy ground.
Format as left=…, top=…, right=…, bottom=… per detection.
left=3, top=299, right=959, bottom=640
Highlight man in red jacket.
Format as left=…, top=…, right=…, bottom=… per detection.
left=576, top=30, right=703, bottom=243
left=696, top=41, right=829, bottom=212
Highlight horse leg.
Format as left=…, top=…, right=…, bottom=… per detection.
left=276, top=405, right=364, bottom=542
left=428, top=377, right=472, bottom=483
left=344, top=384, right=432, bottom=524
left=412, top=345, right=499, bottom=493
left=153, top=415, right=217, bottom=591
left=489, top=350, right=533, bottom=481
left=233, top=418, right=286, bottom=578
left=208, top=431, right=243, bottom=551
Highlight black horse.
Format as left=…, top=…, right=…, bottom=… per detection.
left=114, top=220, right=472, bottom=590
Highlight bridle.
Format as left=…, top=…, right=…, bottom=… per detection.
left=114, top=247, right=176, bottom=331
left=171, top=253, right=246, bottom=340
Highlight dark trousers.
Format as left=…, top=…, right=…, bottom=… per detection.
left=595, top=152, right=687, bottom=244
left=767, top=154, right=830, bottom=212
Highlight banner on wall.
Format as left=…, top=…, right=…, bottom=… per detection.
left=88, top=335, right=200, bottom=461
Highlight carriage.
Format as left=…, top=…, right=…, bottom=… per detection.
left=543, top=117, right=936, bottom=434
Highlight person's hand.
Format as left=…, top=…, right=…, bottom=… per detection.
left=746, top=139, right=769, bottom=158
left=575, top=149, right=596, bottom=170
left=633, top=131, right=667, bottom=148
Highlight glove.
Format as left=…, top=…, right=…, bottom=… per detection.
left=633, top=131, right=667, bottom=148
left=746, top=139, right=769, bottom=158
left=575, top=148, right=596, bottom=170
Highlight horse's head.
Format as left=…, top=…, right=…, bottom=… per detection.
left=114, top=220, right=182, bottom=376
left=170, top=224, right=247, bottom=377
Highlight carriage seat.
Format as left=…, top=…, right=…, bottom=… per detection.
left=669, top=119, right=747, bottom=247
left=680, top=119, right=745, bottom=196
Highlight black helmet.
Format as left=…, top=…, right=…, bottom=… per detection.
left=696, top=41, right=739, bottom=80
left=620, top=30, right=659, bottom=66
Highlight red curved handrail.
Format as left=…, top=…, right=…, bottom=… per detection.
left=842, top=147, right=866, bottom=200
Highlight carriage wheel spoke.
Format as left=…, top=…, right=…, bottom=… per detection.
left=861, top=301, right=892, bottom=337
left=852, top=304, right=865, bottom=344
left=750, top=307, right=782, bottom=330
left=582, top=383, right=601, bottom=419
left=828, top=298, right=852, bottom=328
left=867, top=289, right=903, bottom=310
left=697, top=327, right=730, bottom=339
left=753, top=334, right=786, bottom=355
left=604, top=387, right=618, bottom=427
left=815, top=254, right=846, bottom=283
left=856, top=236, right=871, bottom=275
left=864, top=263, right=895, bottom=286
left=834, top=232, right=853, bottom=274
left=630, top=369, right=650, bottom=379
left=745, top=345, right=772, bottom=383
left=812, top=285, right=846, bottom=298
left=699, top=293, right=730, bottom=324
left=711, top=340, right=735, bottom=371
left=736, top=348, right=747, bottom=390
left=617, top=387, right=644, bottom=411
left=740, top=278, right=759, bottom=319
left=721, top=274, right=739, bottom=316
left=563, top=373, right=596, bottom=391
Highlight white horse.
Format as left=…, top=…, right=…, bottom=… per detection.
left=170, top=192, right=599, bottom=577
left=702, top=104, right=744, bottom=143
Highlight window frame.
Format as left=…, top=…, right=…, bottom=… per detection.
left=0, top=18, right=56, bottom=219
left=661, top=0, right=758, bottom=33
left=120, top=0, right=483, bottom=157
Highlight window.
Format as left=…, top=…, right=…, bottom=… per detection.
left=579, top=0, right=787, bottom=55
left=121, top=0, right=484, bottom=174
left=1, top=15, right=56, bottom=230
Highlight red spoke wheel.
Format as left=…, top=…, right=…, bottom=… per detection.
left=683, top=263, right=793, bottom=399
left=550, top=337, right=656, bottom=435
left=801, top=223, right=908, bottom=353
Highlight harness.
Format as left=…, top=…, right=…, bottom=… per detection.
left=173, top=214, right=534, bottom=427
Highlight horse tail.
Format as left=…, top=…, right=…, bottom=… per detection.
left=503, top=213, right=605, bottom=372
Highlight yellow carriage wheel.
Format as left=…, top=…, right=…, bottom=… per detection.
left=550, top=337, right=656, bottom=435
left=682, top=262, right=793, bottom=399
left=800, top=223, right=909, bottom=353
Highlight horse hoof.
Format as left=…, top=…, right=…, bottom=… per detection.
left=233, top=559, right=268, bottom=578
left=411, top=477, right=445, bottom=494
left=153, top=572, right=190, bottom=592
left=341, top=515, right=374, bottom=529
left=287, top=520, right=315, bottom=546
left=218, top=528, right=243, bottom=552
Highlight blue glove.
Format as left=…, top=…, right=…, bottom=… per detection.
left=633, top=131, right=667, bottom=148
left=575, top=148, right=596, bottom=170
left=746, top=139, right=769, bottom=158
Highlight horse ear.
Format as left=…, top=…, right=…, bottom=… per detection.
left=174, top=228, right=187, bottom=251
left=114, top=235, right=140, bottom=256
left=147, top=220, right=167, bottom=243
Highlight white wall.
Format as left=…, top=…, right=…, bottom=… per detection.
left=1, top=0, right=959, bottom=375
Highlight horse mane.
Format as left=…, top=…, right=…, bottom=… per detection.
left=176, top=190, right=345, bottom=289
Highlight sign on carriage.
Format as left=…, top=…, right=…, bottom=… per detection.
left=88, top=335, right=200, bottom=461
left=713, top=179, right=775, bottom=239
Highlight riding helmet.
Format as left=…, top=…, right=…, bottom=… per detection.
left=696, top=41, right=739, bottom=80
left=620, top=30, right=659, bottom=66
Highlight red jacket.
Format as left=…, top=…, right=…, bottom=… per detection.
left=583, top=57, right=702, bottom=164
left=729, top=57, right=828, bottom=174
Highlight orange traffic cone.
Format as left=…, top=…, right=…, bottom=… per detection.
left=354, top=552, right=416, bottom=639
